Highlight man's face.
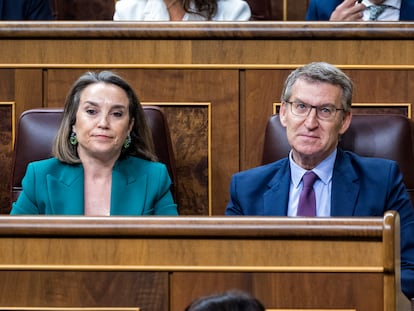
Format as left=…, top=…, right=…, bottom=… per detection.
left=279, top=79, right=352, bottom=169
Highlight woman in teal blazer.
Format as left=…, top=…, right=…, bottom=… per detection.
left=11, top=71, right=178, bottom=216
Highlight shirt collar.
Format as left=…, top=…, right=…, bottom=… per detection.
left=362, top=0, right=401, bottom=9
left=289, top=148, right=337, bottom=188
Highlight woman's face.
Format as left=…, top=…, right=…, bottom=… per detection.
left=72, top=82, right=133, bottom=163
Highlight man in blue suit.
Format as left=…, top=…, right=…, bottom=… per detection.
left=225, top=62, right=414, bottom=299
left=306, top=0, right=414, bottom=21
left=0, top=0, right=53, bottom=20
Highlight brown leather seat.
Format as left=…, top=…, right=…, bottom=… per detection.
left=245, top=0, right=275, bottom=20
left=49, top=0, right=115, bottom=20
left=262, top=114, right=414, bottom=203
left=10, top=106, right=177, bottom=204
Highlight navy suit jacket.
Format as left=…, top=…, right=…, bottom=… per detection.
left=306, top=0, right=414, bottom=20
left=0, top=0, right=53, bottom=20
left=226, top=149, right=414, bottom=298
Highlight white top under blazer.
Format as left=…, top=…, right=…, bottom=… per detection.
left=113, top=0, right=251, bottom=21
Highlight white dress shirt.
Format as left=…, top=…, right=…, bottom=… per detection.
left=114, top=0, right=251, bottom=21
left=361, top=0, right=401, bottom=20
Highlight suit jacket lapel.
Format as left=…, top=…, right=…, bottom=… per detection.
left=400, top=0, right=414, bottom=20
left=263, top=160, right=290, bottom=216
left=331, top=150, right=360, bottom=216
left=47, top=164, right=84, bottom=215
left=0, top=0, right=4, bottom=19
left=110, top=159, right=146, bottom=215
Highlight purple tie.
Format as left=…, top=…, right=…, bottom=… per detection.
left=297, top=171, right=318, bottom=217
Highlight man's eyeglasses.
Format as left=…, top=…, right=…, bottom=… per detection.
left=284, top=101, right=345, bottom=121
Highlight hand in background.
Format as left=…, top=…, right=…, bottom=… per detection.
left=329, top=0, right=366, bottom=21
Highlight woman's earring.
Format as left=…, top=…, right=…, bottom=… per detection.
left=70, top=132, right=78, bottom=145
left=123, top=134, right=131, bottom=149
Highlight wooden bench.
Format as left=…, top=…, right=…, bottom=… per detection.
left=0, top=211, right=409, bottom=310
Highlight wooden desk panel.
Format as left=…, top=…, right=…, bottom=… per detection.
left=171, top=272, right=383, bottom=311
left=0, top=212, right=409, bottom=311
left=0, top=271, right=167, bottom=310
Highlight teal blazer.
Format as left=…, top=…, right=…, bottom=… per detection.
left=11, top=157, right=178, bottom=216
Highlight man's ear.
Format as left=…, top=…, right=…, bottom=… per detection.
left=339, top=111, right=352, bottom=135
left=279, top=103, right=288, bottom=127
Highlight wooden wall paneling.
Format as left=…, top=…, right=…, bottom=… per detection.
left=244, top=70, right=289, bottom=170
left=345, top=69, right=411, bottom=104
left=1, top=24, right=414, bottom=67
left=0, top=69, right=43, bottom=214
left=0, top=102, right=14, bottom=214
left=0, top=69, right=14, bottom=101
left=0, top=270, right=169, bottom=309
left=46, top=68, right=239, bottom=216
left=269, top=0, right=283, bottom=20
left=160, top=105, right=210, bottom=215
left=170, top=272, right=384, bottom=311
left=189, top=39, right=414, bottom=66
left=14, top=69, right=44, bottom=117
left=0, top=39, right=193, bottom=65
left=268, top=0, right=310, bottom=20
left=0, top=70, right=14, bottom=214
left=286, top=0, right=310, bottom=20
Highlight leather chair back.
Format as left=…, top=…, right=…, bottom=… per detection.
left=262, top=114, right=414, bottom=203
left=11, top=106, right=176, bottom=203
left=49, top=0, right=115, bottom=20
left=244, top=0, right=274, bottom=20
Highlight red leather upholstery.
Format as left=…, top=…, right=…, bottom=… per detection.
left=262, top=114, right=414, bottom=203
left=11, top=106, right=176, bottom=203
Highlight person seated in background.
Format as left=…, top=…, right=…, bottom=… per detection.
left=306, top=0, right=414, bottom=21
left=184, top=290, right=265, bottom=311
left=225, top=62, right=414, bottom=299
left=0, top=0, right=53, bottom=20
left=10, top=71, right=178, bottom=216
left=113, top=0, right=251, bottom=21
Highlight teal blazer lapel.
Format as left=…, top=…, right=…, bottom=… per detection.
left=47, top=164, right=84, bottom=215
left=331, top=150, right=360, bottom=216
left=110, top=159, right=147, bottom=215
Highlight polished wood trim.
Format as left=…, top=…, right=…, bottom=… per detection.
left=1, top=22, right=414, bottom=39
left=0, top=265, right=385, bottom=272
left=0, top=215, right=385, bottom=237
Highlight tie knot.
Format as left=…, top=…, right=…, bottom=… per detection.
left=368, top=4, right=388, bottom=20
left=302, top=171, right=318, bottom=188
